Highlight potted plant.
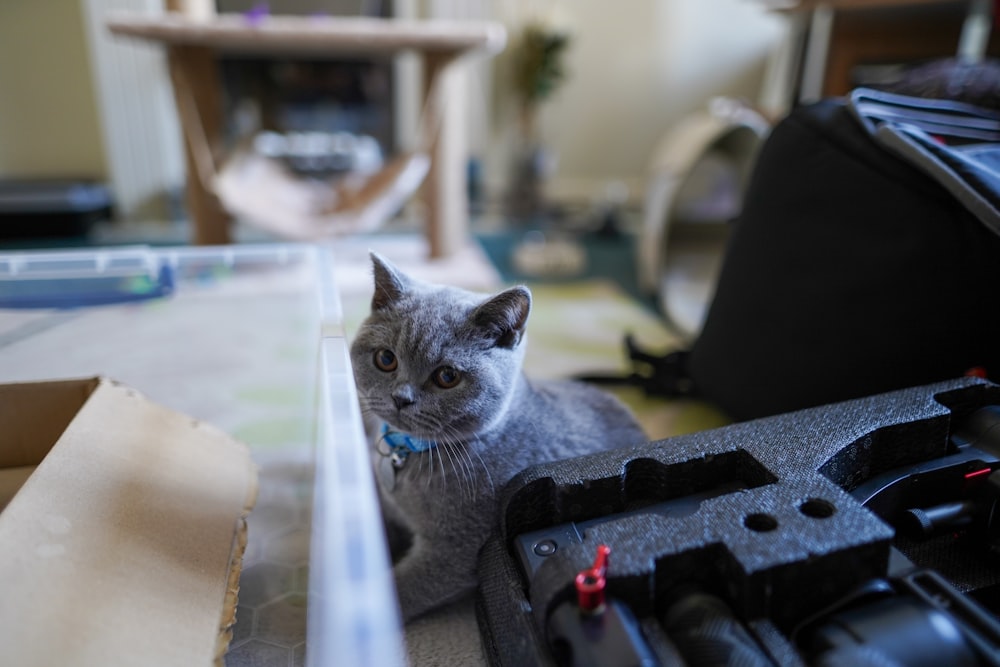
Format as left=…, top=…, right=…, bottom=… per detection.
left=506, top=20, right=571, bottom=219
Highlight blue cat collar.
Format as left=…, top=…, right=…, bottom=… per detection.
left=380, top=423, right=437, bottom=454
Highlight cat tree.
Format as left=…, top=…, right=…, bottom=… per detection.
left=107, top=10, right=506, bottom=258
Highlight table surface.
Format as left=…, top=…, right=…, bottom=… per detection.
left=107, top=12, right=507, bottom=56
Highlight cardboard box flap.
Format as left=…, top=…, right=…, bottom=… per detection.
left=0, top=378, right=258, bottom=667
left=0, top=377, right=99, bottom=468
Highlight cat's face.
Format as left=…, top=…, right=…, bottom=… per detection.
left=350, top=253, right=531, bottom=442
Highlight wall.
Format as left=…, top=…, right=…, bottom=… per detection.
left=483, top=0, right=788, bottom=205
left=0, top=0, right=108, bottom=179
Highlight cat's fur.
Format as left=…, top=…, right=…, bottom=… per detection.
left=350, top=252, right=647, bottom=622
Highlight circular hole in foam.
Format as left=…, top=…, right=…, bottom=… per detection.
left=743, top=512, right=779, bottom=532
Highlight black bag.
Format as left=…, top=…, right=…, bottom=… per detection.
left=638, top=89, right=1000, bottom=422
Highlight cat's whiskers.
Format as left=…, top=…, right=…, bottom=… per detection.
left=443, top=433, right=477, bottom=501
left=357, top=392, right=491, bottom=500
left=355, top=393, right=390, bottom=424
left=437, top=436, right=466, bottom=498
left=417, top=437, right=434, bottom=485
left=417, top=431, right=444, bottom=491
left=455, top=440, right=480, bottom=500
left=467, top=434, right=496, bottom=497
left=435, top=423, right=488, bottom=502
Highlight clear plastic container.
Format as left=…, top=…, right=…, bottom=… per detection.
left=0, top=243, right=403, bottom=667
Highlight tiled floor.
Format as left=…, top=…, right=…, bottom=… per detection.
left=226, top=462, right=314, bottom=667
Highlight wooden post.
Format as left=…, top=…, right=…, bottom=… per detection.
left=166, top=45, right=232, bottom=245
left=422, top=52, right=468, bottom=259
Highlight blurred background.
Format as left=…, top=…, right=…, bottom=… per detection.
left=0, top=0, right=995, bottom=320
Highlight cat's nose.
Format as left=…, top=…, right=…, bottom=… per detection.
left=392, top=389, right=415, bottom=410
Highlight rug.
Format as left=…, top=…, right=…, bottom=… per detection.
left=521, top=279, right=729, bottom=440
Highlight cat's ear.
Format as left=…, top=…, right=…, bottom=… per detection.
left=370, top=251, right=410, bottom=311
left=472, top=286, right=531, bottom=349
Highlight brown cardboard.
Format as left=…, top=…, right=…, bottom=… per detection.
left=0, top=377, right=258, bottom=667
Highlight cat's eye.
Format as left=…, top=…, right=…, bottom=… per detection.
left=374, top=349, right=398, bottom=372
left=432, top=366, right=462, bottom=389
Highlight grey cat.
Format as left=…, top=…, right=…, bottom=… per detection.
left=350, top=252, right=647, bottom=622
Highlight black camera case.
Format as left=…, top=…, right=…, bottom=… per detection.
left=477, top=377, right=1000, bottom=666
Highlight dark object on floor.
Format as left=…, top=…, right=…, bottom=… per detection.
left=673, top=86, right=1000, bottom=422
left=577, top=334, right=695, bottom=397
left=0, top=180, right=112, bottom=240
left=477, top=377, right=1000, bottom=667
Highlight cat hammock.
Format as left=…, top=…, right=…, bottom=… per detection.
left=172, top=58, right=437, bottom=241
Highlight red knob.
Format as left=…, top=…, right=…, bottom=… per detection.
left=575, top=544, right=611, bottom=613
